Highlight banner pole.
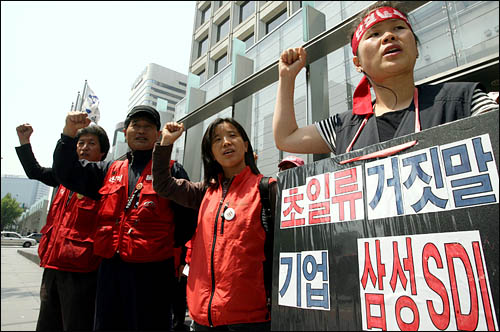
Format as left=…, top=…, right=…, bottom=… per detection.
left=73, top=91, right=80, bottom=112
left=79, top=80, right=88, bottom=111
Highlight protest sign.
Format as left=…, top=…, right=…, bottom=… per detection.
left=272, top=110, right=499, bottom=331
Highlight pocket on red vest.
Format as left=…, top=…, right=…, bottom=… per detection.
left=56, top=233, right=100, bottom=271
left=135, top=186, right=171, bottom=222
left=98, top=184, right=124, bottom=220
left=93, top=225, right=115, bottom=258
left=67, top=198, right=99, bottom=241
left=121, top=223, right=173, bottom=262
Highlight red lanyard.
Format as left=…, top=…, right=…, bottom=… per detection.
left=340, top=87, right=420, bottom=164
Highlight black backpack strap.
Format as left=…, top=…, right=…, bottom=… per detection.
left=259, top=176, right=272, bottom=232
left=259, top=176, right=276, bottom=318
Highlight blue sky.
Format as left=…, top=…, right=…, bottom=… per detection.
left=1, top=1, right=196, bottom=176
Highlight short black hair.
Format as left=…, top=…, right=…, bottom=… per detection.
left=76, top=125, right=110, bottom=161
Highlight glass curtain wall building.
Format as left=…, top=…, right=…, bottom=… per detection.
left=174, top=1, right=499, bottom=181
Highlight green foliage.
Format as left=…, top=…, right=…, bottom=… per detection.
left=1, top=193, right=24, bottom=231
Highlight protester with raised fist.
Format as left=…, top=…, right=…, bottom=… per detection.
left=152, top=118, right=277, bottom=331
left=52, top=106, right=196, bottom=331
left=273, top=1, right=498, bottom=161
left=16, top=122, right=109, bottom=331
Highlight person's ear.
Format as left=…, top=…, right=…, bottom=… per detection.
left=353, top=56, right=362, bottom=73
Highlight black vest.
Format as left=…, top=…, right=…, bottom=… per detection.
left=334, top=82, right=480, bottom=154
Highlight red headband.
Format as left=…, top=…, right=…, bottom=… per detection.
left=351, top=7, right=410, bottom=56
left=351, top=7, right=412, bottom=115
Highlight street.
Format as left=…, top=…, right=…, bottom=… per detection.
left=1, top=246, right=41, bottom=331
left=1, top=246, right=192, bottom=331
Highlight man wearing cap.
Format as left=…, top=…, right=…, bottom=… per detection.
left=52, top=105, right=193, bottom=331
left=278, top=155, right=305, bottom=172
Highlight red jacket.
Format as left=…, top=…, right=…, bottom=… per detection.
left=93, top=159, right=175, bottom=262
left=38, top=185, right=102, bottom=272
left=187, top=166, right=274, bottom=326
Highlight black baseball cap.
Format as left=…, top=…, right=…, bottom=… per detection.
left=125, top=105, right=161, bottom=130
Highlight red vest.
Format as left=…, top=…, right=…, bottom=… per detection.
left=187, top=167, right=271, bottom=326
left=38, top=185, right=102, bottom=272
left=93, top=159, right=175, bottom=262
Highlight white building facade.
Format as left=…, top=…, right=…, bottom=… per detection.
left=16, top=197, right=50, bottom=235
left=111, top=63, right=188, bottom=160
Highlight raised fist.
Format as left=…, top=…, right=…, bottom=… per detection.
left=161, top=122, right=185, bottom=146
left=278, top=47, right=307, bottom=80
left=16, top=123, right=34, bottom=145
left=63, top=111, right=91, bottom=137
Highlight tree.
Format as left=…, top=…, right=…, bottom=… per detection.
left=1, top=193, right=24, bottom=231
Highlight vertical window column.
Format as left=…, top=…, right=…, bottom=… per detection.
left=217, top=17, right=230, bottom=42
left=239, top=1, right=255, bottom=24
left=198, top=35, right=209, bottom=58
left=200, top=4, right=211, bottom=26
left=214, top=53, right=228, bottom=74
left=243, top=32, right=254, bottom=49
left=265, top=9, right=287, bottom=34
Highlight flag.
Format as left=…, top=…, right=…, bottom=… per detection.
left=81, top=84, right=100, bottom=124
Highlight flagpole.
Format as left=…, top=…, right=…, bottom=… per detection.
left=74, top=91, right=80, bottom=112
left=79, top=80, right=88, bottom=112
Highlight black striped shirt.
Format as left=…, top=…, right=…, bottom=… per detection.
left=315, top=88, right=499, bottom=154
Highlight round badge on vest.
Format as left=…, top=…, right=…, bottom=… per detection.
left=224, top=207, right=235, bottom=221
left=77, top=193, right=83, bottom=199
left=136, top=183, right=143, bottom=190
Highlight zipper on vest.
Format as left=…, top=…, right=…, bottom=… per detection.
left=220, top=203, right=229, bottom=235
left=207, top=178, right=233, bottom=327
left=65, top=191, right=74, bottom=207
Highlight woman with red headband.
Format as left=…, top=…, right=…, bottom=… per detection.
left=273, top=2, right=498, bottom=160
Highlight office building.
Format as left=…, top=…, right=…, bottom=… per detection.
left=16, top=198, right=50, bottom=235
left=172, top=1, right=498, bottom=181
left=189, top=1, right=303, bottom=83
left=1, top=175, right=51, bottom=209
left=111, top=63, right=188, bottom=160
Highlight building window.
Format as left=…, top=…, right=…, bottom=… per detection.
left=214, top=53, right=228, bottom=74
left=214, top=1, right=224, bottom=11
left=217, top=17, right=230, bottom=42
left=149, top=80, right=186, bottom=94
left=243, top=33, right=254, bottom=49
left=200, top=5, right=211, bottom=25
left=197, top=69, right=207, bottom=84
left=239, top=1, right=255, bottom=24
left=198, top=36, right=208, bottom=58
left=265, top=9, right=287, bottom=34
